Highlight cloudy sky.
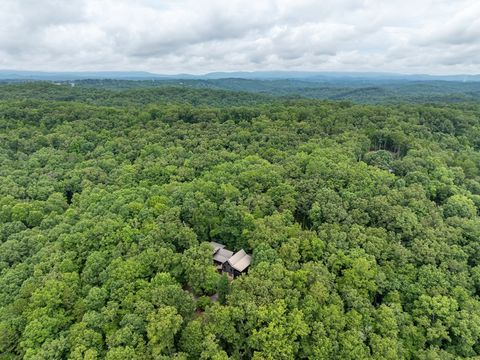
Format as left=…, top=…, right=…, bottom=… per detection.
left=0, top=0, right=479, bottom=74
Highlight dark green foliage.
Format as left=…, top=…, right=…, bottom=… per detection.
left=217, top=275, right=230, bottom=305
left=0, top=82, right=480, bottom=359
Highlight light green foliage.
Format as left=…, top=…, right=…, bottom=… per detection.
left=248, top=300, right=309, bottom=359
left=147, top=306, right=183, bottom=357
left=217, top=274, right=230, bottom=305
left=443, top=194, right=477, bottom=219
left=183, top=243, right=220, bottom=295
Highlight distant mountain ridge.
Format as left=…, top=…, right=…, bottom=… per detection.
left=1, top=70, right=480, bottom=82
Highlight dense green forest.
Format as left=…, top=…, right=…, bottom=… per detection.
left=2, top=78, right=480, bottom=104
left=1, top=82, right=480, bottom=359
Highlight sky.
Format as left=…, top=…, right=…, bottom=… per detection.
left=0, top=0, right=479, bottom=74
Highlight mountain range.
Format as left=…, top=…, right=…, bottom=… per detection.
left=1, top=70, right=479, bottom=82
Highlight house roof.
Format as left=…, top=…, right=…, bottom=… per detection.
left=227, top=249, right=252, bottom=272
left=209, top=242, right=252, bottom=273
left=209, top=241, right=225, bottom=254
left=213, top=248, right=234, bottom=264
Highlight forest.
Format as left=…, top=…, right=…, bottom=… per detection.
left=3, top=78, right=480, bottom=104
left=1, top=82, right=480, bottom=359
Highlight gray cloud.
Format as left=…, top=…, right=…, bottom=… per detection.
left=0, top=0, right=479, bottom=74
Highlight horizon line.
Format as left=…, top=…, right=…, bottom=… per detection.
left=1, top=69, right=480, bottom=77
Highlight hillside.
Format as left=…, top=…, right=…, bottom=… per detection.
left=3, top=79, right=479, bottom=105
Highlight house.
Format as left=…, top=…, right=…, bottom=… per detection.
left=222, top=249, right=252, bottom=278
left=210, top=241, right=226, bottom=254
left=210, top=242, right=232, bottom=268
left=209, top=242, right=251, bottom=278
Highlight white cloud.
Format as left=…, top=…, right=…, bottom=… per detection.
left=0, top=0, right=478, bottom=74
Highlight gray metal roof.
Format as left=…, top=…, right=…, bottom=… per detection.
left=227, top=249, right=246, bottom=265
left=209, top=241, right=225, bottom=254
left=213, top=248, right=234, bottom=264
left=209, top=242, right=252, bottom=273
left=227, top=249, right=252, bottom=272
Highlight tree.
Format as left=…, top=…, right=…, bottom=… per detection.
left=443, top=195, right=477, bottom=219
left=183, top=244, right=219, bottom=295
left=180, top=320, right=204, bottom=359
left=247, top=300, right=309, bottom=359
left=217, top=274, right=230, bottom=305
left=147, top=306, right=183, bottom=357
left=105, top=346, right=139, bottom=360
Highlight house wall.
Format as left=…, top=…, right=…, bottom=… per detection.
left=222, top=262, right=234, bottom=276
left=222, top=262, right=244, bottom=278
